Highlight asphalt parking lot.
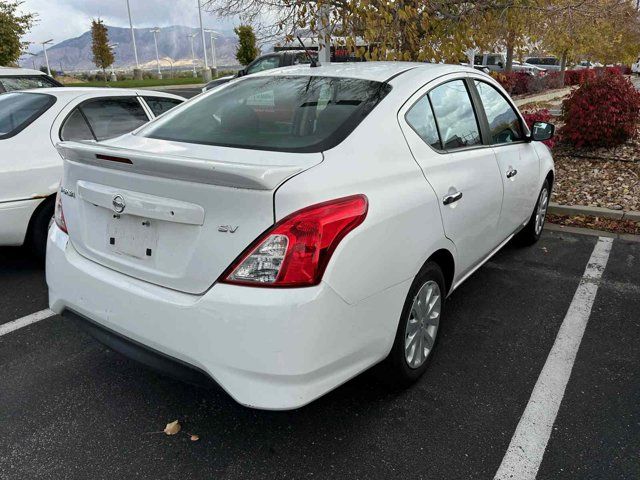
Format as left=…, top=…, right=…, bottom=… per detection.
left=1, top=229, right=639, bottom=479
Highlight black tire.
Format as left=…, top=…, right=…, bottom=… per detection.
left=515, top=179, right=550, bottom=246
left=379, top=261, right=445, bottom=389
left=27, top=198, right=55, bottom=262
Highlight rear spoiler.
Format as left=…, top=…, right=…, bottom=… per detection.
left=56, top=141, right=314, bottom=191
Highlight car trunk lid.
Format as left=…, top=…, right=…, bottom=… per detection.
left=57, top=138, right=322, bottom=294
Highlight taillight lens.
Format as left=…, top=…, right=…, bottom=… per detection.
left=54, top=188, right=68, bottom=233
left=221, top=195, right=368, bottom=287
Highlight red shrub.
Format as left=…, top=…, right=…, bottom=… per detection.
left=521, top=109, right=556, bottom=148
left=542, top=71, right=563, bottom=90
left=560, top=71, right=640, bottom=147
left=620, top=65, right=632, bottom=75
left=563, top=69, right=598, bottom=86
left=491, top=71, right=533, bottom=95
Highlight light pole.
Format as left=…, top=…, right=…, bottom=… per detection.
left=187, top=33, right=198, bottom=78
left=108, top=43, right=119, bottom=81
left=126, top=0, right=141, bottom=79
left=197, top=0, right=211, bottom=81
left=150, top=28, right=162, bottom=79
left=23, top=52, right=37, bottom=70
left=204, top=29, right=218, bottom=77
left=40, top=39, right=53, bottom=76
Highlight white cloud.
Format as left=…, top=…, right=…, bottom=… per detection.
left=20, top=0, right=234, bottom=52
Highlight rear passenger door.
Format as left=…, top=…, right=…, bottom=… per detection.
left=472, top=80, right=539, bottom=240
left=398, top=77, right=505, bottom=278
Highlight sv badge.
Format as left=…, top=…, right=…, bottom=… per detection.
left=218, top=225, right=239, bottom=233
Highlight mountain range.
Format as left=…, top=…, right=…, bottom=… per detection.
left=21, top=25, right=241, bottom=72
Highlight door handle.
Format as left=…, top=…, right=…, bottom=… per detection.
left=443, top=191, right=463, bottom=205
left=506, top=168, right=518, bottom=179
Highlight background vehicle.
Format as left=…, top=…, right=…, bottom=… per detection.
left=0, top=66, right=63, bottom=92
left=202, top=50, right=317, bottom=91
left=48, top=63, right=554, bottom=410
left=524, top=56, right=562, bottom=71
left=632, top=57, right=640, bottom=75
left=0, top=87, right=184, bottom=259
left=472, top=54, right=546, bottom=75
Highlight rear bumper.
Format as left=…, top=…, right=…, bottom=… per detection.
left=46, top=224, right=407, bottom=410
left=0, top=198, right=42, bottom=246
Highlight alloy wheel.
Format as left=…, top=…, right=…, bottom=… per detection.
left=404, top=280, right=441, bottom=369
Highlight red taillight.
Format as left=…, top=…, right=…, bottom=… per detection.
left=54, top=188, right=68, bottom=233
left=220, top=195, right=368, bottom=287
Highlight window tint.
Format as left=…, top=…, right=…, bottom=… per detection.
left=79, top=97, right=148, bottom=141
left=474, top=81, right=523, bottom=144
left=246, top=56, right=281, bottom=74
left=405, top=95, right=440, bottom=150
left=142, top=76, right=390, bottom=153
left=143, top=96, right=183, bottom=116
left=0, top=75, right=59, bottom=92
left=0, top=92, right=55, bottom=139
left=60, top=108, right=95, bottom=141
left=428, top=80, right=481, bottom=150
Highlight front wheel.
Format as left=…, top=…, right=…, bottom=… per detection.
left=380, top=262, right=445, bottom=388
left=515, top=179, right=550, bottom=246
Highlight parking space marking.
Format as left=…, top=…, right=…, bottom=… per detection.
left=0, top=309, right=56, bottom=337
left=494, top=236, right=613, bottom=480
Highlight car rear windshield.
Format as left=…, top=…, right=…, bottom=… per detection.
left=0, top=75, right=61, bottom=92
left=141, top=75, right=391, bottom=152
left=0, top=92, right=56, bottom=139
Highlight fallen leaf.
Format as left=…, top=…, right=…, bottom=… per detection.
left=190, top=434, right=200, bottom=442
left=164, top=420, right=181, bottom=436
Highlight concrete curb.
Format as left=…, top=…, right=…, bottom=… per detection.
left=514, top=87, right=573, bottom=107
left=545, top=223, right=640, bottom=243
left=548, top=202, right=640, bottom=222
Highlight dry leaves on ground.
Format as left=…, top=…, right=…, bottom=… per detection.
left=163, top=420, right=181, bottom=436
left=551, top=155, right=640, bottom=211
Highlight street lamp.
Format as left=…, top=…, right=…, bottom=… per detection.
left=197, top=0, right=211, bottom=81
left=108, top=43, right=119, bottom=81
left=186, top=33, right=198, bottom=78
left=150, top=28, right=162, bottom=79
left=126, top=0, right=141, bottom=78
left=23, top=51, right=37, bottom=70
left=40, top=39, right=53, bottom=76
left=203, top=29, right=219, bottom=77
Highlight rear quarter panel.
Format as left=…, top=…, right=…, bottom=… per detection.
left=274, top=98, right=456, bottom=306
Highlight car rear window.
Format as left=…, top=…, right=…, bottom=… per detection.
left=141, top=75, right=391, bottom=153
left=0, top=92, right=56, bottom=139
left=0, top=75, right=60, bottom=92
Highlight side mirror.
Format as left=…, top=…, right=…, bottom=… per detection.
left=236, top=69, right=245, bottom=78
left=531, top=121, right=555, bottom=142
left=498, top=61, right=504, bottom=68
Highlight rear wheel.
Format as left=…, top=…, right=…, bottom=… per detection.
left=516, top=180, right=550, bottom=246
left=380, top=262, right=445, bottom=388
left=27, top=198, right=55, bottom=262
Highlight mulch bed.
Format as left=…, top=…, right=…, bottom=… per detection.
left=547, top=213, right=640, bottom=235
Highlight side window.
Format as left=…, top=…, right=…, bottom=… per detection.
left=246, top=56, right=280, bottom=75
left=428, top=80, right=482, bottom=150
left=143, top=96, right=183, bottom=117
left=474, top=81, right=523, bottom=144
left=60, top=109, right=95, bottom=141
left=79, top=97, right=148, bottom=141
left=405, top=95, right=441, bottom=150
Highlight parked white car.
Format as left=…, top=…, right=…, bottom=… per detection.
left=0, top=88, right=183, bottom=258
left=632, top=57, right=640, bottom=75
left=47, top=63, right=555, bottom=410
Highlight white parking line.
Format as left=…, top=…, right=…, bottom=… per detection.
left=494, top=236, right=613, bottom=480
left=0, top=309, right=56, bottom=337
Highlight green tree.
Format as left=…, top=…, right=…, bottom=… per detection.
left=234, top=25, right=258, bottom=65
left=0, top=1, right=36, bottom=66
left=91, top=19, right=114, bottom=79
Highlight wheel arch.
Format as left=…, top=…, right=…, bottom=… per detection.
left=25, top=193, right=55, bottom=242
left=425, top=248, right=455, bottom=296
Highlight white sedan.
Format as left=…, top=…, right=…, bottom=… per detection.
left=0, top=87, right=183, bottom=258
left=47, top=63, right=555, bottom=410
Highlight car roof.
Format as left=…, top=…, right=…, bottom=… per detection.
left=257, top=61, right=474, bottom=83
left=0, top=66, right=49, bottom=76
left=14, top=87, right=185, bottom=100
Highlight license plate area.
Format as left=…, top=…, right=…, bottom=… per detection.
left=107, top=214, right=158, bottom=259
